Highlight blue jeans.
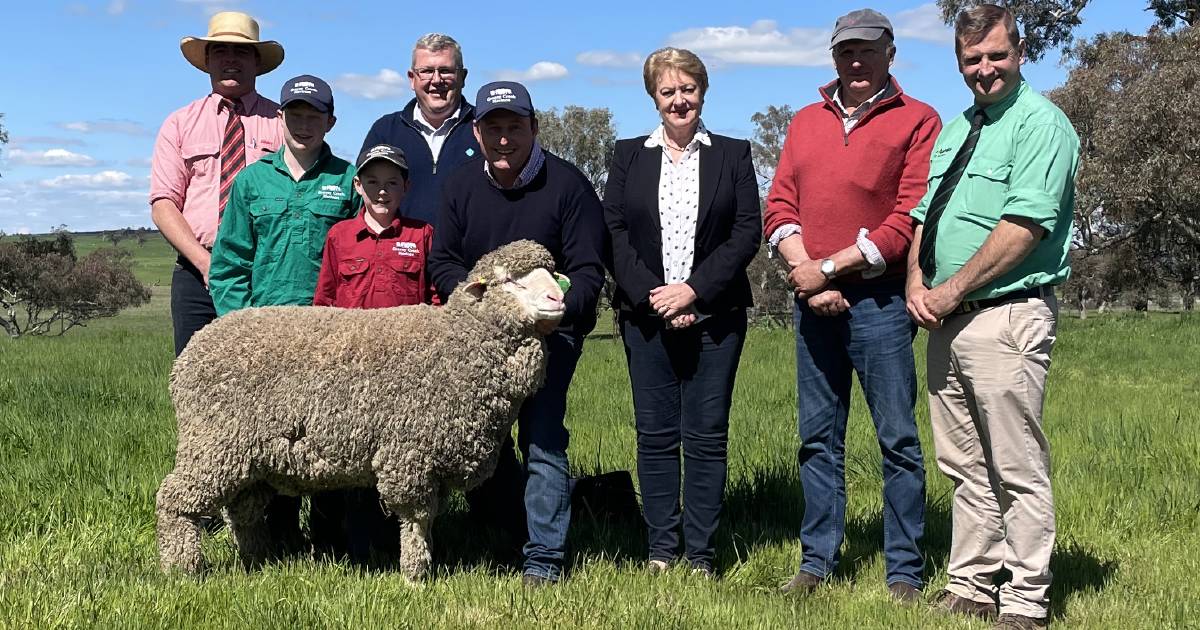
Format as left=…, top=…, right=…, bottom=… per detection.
left=485, top=331, right=582, bottom=581
left=621, top=310, right=746, bottom=570
left=793, top=279, right=925, bottom=587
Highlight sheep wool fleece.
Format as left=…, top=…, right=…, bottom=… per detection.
left=156, top=240, right=557, bottom=579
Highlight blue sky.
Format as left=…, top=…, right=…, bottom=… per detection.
left=0, top=0, right=1152, bottom=234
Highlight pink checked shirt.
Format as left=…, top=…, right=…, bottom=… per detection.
left=149, top=92, right=283, bottom=247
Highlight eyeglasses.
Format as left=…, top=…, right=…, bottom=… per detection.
left=412, top=66, right=460, bottom=80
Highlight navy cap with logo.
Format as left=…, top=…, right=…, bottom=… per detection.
left=830, top=8, right=893, bottom=48
left=474, top=81, right=534, bottom=120
left=356, top=144, right=409, bottom=174
left=280, top=74, right=334, bottom=113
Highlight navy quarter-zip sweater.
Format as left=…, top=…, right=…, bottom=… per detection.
left=360, top=98, right=481, bottom=228
left=428, top=153, right=606, bottom=337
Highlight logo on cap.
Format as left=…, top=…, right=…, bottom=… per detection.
left=291, top=81, right=319, bottom=95
left=487, top=87, right=516, bottom=104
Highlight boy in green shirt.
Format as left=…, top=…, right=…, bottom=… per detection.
left=210, top=74, right=359, bottom=315
left=208, top=74, right=358, bottom=554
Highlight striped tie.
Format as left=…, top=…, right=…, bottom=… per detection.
left=218, top=98, right=246, bottom=220
left=918, top=108, right=987, bottom=283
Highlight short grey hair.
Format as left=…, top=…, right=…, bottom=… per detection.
left=411, top=33, right=464, bottom=70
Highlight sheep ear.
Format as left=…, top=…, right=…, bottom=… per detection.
left=463, top=278, right=487, bottom=300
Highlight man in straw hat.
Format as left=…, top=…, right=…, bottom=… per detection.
left=150, top=11, right=285, bottom=357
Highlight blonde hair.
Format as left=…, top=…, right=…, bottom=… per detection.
left=642, top=47, right=709, bottom=98
left=412, top=33, right=464, bottom=70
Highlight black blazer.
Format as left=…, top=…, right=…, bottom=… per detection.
left=603, top=133, right=761, bottom=316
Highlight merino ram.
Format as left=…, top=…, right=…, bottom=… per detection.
left=156, top=240, right=566, bottom=579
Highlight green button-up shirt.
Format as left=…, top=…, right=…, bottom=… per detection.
left=911, top=80, right=1080, bottom=300
left=210, top=144, right=359, bottom=315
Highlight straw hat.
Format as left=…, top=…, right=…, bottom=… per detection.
left=180, top=11, right=284, bottom=75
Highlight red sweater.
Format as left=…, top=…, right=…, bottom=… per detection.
left=763, top=77, right=941, bottom=281
left=314, top=211, right=439, bottom=309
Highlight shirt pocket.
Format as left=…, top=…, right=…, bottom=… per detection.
left=307, top=200, right=352, bottom=250
left=248, top=198, right=288, bottom=261
left=962, top=158, right=1012, bottom=222
left=384, top=255, right=425, bottom=305
left=336, top=257, right=370, bottom=305
left=182, top=142, right=218, bottom=179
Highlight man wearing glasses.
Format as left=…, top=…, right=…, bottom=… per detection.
left=360, top=33, right=480, bottom=228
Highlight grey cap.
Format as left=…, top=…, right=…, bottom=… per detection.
left=830, top=8, right=893, bottom=48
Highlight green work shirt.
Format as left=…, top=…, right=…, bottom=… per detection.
left=911, top=80, right=1080, bottom=300
left=209, top=144, right=359, bottom=316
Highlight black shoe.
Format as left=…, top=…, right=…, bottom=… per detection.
left=994, top=613, right=1049, bottom=629
left=522, top=573, right=555, bottom=589
left=888, top=581, right=922, bottom=604
left=780, top=570, right=822, bottom=594
left=933, top=589, right=999, bottom=620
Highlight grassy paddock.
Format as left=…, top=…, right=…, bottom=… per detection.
left=0, top=281, right=1197, bottom=627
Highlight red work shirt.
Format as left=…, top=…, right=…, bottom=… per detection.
left=314, top=212, right=439, bottom=308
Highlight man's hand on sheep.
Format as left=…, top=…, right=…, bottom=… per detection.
left=650, top=283, right=698, bottom=320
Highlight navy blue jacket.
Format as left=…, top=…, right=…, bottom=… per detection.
left=360, top=98, right=481, bottom=228
left=428, top=153, right=606, bottom=337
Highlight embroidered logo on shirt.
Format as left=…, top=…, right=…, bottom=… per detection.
left=466, top=148, right=475, bottom=157
left=319, top=184, right=346, bottom=201
left=393, top=241, right=419, bottom=257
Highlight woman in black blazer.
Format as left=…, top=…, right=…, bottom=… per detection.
left=603, top=47, right=761, bottom=575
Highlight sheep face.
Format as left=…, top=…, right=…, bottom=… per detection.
left=466, top=266, right=565, bottom=328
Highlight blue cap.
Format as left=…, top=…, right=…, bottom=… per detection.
left=356, top=143, right=409, bottom=173
left=280, top=74, right=334, bottom=113
left=474, top=81, right=534, bottom=119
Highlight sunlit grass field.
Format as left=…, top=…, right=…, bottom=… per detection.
left=0, top=236, right=1196, bottom=628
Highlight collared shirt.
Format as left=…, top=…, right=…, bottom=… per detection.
left=149, top=92, right=284, bottom=247
left=313, top=211, right=438, bottom=309
left=831, top=84, right=888, bottom=134
left=644, top=120, right=712, bottom=286
left=484, top=141, right=546, bottom=190
left=209, top=144, right=360, bottom=315
left=412, top=104, right=462, bottom=165
left=911, top=80, right=1080, bottom=300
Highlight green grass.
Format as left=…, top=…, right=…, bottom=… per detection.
left=0, top=277, right=1197, bottom=627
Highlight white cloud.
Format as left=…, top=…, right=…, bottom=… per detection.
left=40, top=171, right=135, bottom=189
left=7, top=148, right=99, bottom=167
left=58, top=119, right=150, bottom=136
left=666, top=20, right=830, bottom=67
left=576, top=51, right=643, bottom=68
left=15, top=227, right=32, bottom=235
left=494, top=62, right=569, bottom=82
left=334, top=68, right=409, bottom=101
left=177, top=0, right=245, bottom=16
left=894, top=3, right=954, bottom=45
left=79, top=190, right=146, bottom=203
left=9, top=136, right=87, bottom=148
left=107, top=0, right=128, bottom=15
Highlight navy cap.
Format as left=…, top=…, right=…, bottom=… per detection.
left=830, top=8, right=893, bottom=48
left=356, top=143, right=409, bottom=173
left=280, top=74, right=334, bottom=113
left=474, top=81, right=534, bottom=119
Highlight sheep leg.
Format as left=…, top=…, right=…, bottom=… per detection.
left=224, top=483, right=275, bottom=570
left=380, top=486, right=438, bottom=581
left=156, top=470, right=223, bottom=574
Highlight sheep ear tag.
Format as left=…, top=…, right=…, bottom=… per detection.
left=554, top=273, right=571, bottom=295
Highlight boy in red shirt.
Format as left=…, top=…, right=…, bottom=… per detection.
left=313, top=143, right=438, bottom=309
left=311, top=143, right=437, bottom=564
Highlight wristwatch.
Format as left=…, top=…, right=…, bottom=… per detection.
left=820, top=259, right=837, bottom=280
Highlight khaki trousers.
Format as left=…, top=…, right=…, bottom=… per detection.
left=926, top=294, right=1058, bottom=618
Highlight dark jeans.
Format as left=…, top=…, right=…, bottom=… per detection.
left=170, top=256, right=216, bottom=357
left=621, top=309, right=746, bottom=570
left=793, top=280, right=926, bottom=588
left=468, top=331, right=583, bottom=581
